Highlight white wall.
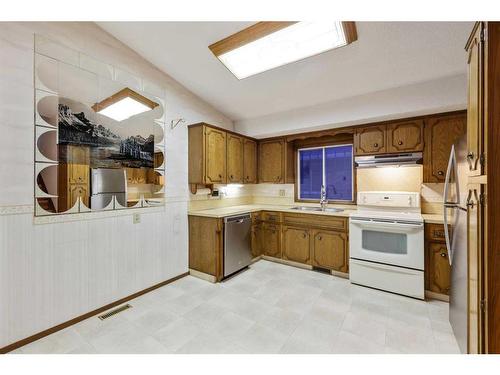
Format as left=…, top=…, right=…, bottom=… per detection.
left=0, top=22, right=233, bottom=348
left=235, top=74, right=467, bottom=138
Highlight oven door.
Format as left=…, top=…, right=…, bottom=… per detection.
left=349, top=218, right=424, bottom=270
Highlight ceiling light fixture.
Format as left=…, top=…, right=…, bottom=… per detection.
left=209, top=21, right=357, bottom=79
left=92, top=88, right=159, bottom=122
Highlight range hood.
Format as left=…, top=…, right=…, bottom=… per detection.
left=355, top=152, right=423, bottom=168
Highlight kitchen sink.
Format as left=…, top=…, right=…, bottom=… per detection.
left=291, top=206, right=344, bottom=213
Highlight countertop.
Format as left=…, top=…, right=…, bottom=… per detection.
left=189, top=204, right=446, bottom=224
left=188, top=204, right=356, bottom=218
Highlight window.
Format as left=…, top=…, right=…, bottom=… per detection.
left=298, top=145, right=353, bottom=201
left=209, top=22, right=357, bottom=80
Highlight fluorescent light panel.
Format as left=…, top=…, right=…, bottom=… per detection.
left=92, top=88, right=159, bottom=122
left=98, top=97, right=151, bottom=122
left=217, top=22, right=348, bottom=79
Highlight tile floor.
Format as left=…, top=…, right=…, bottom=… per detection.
left=10, top=260, right=460, bottom=354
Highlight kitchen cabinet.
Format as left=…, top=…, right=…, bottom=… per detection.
left=423, top=113, right=466, bottom=183
left=427, top=242, right=451, bottom=295
left=258, top=138, right=285, bottom=183
left=467, top=184, right=484, bottom=354
left=354, top=125, right=387, bottom=155
left=205, top=127, right=227, bottom=184
left=311, top=229, right=348, bottom=273
left=188, top=215, right=224, bottom=281
left=262, top=222, right=281, bottom=258
left=188, top=123, right=226, bottom=185
left=424, top=223, right=451, bottom=296
left=58, top=145, right=89, bottom=211
left=251, top=223, right=263, bottom=258
left=282, top=226, right=311, bottom=264
left=243, top=138, right=258, bottom=184
left=386, top=120, right=424, bottom=153
left=227, top=133, right=244, bottom=183
left=466, top=23, right=484, bottom=177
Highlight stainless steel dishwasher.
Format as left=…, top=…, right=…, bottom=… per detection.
left=224, top=213, right=252, bottom=277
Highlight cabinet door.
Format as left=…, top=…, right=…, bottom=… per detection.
left=205, top=127, right=227, bottom=183
left=387, top=120, right=424, bottom=153
left=466, top=24, right=484, bottom=176
left=354, top=125, right=387, bottom=155
left=243, top=138, right=257, bottom=184
left=311, top=229, right=348, bottom=272
left=424, top=114, right=466, bottom=182
left=427, top=242, right=451, bottom=295
left=251, top=223, right=262, bottom=258
left=467, top=184, right=484, bottom=353
left=226, top=134, right=244, bottom=183
left=282, top=226, right=311, bottom=264
left=262, top=223, right=281, bottom=258
left=259, top=139, right=284, bottom=183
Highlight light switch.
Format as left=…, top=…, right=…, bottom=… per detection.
left=279, top=189, right=286, bottom=197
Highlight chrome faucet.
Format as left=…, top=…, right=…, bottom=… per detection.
left=320, top=184, right=328, bottom=211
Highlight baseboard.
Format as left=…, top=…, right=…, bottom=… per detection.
left=189, top=268, right=217, bottom=283
left=0, top=272, right=189, bottom=354
left=261, top=255, right=313, bottom=270
left=425, top=290, right=450, bottom=302
left=331, top=270, right=349, bottom=279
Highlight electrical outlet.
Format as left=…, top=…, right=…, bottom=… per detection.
left=133, top=213, right=141, bottom=224
left=279, top=189, right=286, bottom=197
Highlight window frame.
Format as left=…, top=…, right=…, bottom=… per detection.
left=295, top=143, right=355, bottom=204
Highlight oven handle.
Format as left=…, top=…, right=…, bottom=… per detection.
left=350, top=219, right=424, bottom=229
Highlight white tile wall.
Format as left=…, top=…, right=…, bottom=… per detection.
left=0, top=21, right=232, bottom=348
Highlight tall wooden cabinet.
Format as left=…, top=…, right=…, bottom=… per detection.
left=423, top=113, right=466, bottom=183
left=243, top=139, right=258, bottom=184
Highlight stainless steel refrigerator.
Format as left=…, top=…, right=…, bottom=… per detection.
left=443, top=135, right=468, bottom=353
left=90, top=168, right=127, bottom=209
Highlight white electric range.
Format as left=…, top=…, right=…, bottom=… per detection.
left=349, top=191, right=425, bottom=299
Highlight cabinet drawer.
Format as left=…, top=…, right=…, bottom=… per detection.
left=425, top=223, right=446, bottom=242
left=282, top=213, right=347, bottom=231
left=261, top=211, right=281, bottom=223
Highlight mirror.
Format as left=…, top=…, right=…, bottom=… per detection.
left=34, top=37, right=165, bottom=216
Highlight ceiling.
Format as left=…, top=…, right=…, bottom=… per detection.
left=98, top=22, right=473, bottom=122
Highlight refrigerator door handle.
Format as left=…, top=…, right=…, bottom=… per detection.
left=443, top=145, right=457, bottom=266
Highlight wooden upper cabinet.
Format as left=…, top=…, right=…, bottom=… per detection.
left=226, top=134, right=244, bottom=183
left=386, top=120, right=424, bottom=153
left=423, top=113, right=466, bottom=183
left=354, top=125, right=387, bottom=155
left=243, top=138, right=257, bottom=184
left=311, top=229, right=348, bottom=273
left=466, top=23, right=484, bottom=177
left=282, top=226, right=311, bottom=264
left=259, top=138, right=285, bottom=183
left=189, top=124, right=227, bottom=185
left=205, top=127, right=227, bottom=183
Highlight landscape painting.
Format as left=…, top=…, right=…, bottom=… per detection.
left=57, top=98, right=154, bottom=168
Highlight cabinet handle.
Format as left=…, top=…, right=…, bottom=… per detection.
left=440, top=252, right=447, bottom=258
left=373, top=143, right=378, bottom=147
left=302, top=233, right=307, bottom=238
left=317, top=235, right=322, bottom=240
left=398, top=140, right=403, bottom=145
left=230, top=174, right=234, bottom=179
left=437, top=171, right=444, bottom=176
left=218, top=174, right=222, bottom=178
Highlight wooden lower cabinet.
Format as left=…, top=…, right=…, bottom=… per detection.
left=262, top=222, right=281, bottom=258
left=188, top=216, right=223, bottom=281
left=427, top=242, right=451, bottom=295
left=311, top=229, right=349, bottom=273
left=282, top=226, right=311, bottom=264
left=251, top=223, right=263, bottom=258
left=425, top=223, right=451, bottom=296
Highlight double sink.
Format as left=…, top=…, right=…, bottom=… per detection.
left=291, top=206, right=344, bottom=213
